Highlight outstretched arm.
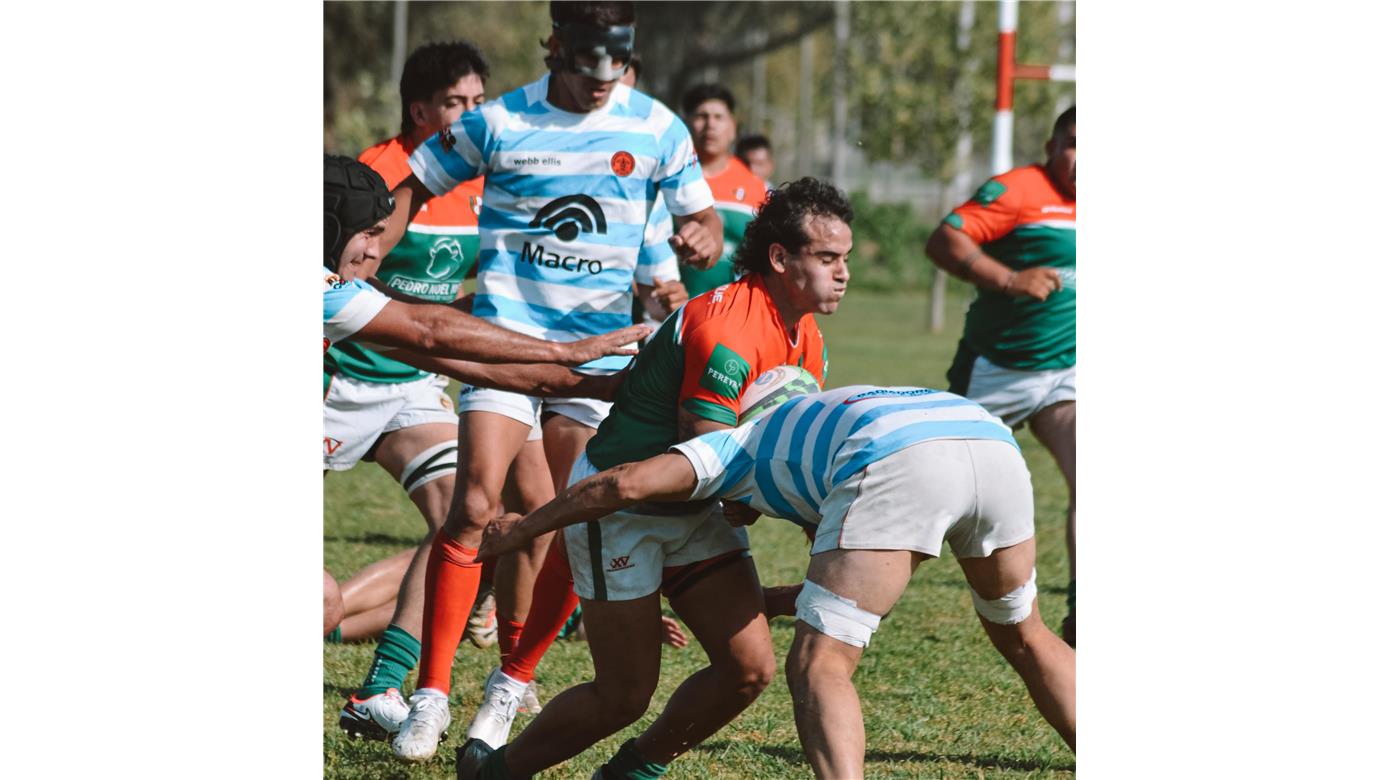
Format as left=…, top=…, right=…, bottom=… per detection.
left=387, top=350, right=627, bottom=400
left=355, top=301, right=650, bottom=365
left=474, top=453, right=700, bottom=560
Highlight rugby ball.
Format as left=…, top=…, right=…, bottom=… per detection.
left=738, top=365, right=820, bottom=425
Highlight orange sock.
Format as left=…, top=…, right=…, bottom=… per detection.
left=503, top=540, right=578, bottom=684
left=498, top=620, right=526, bottom=660
left=415, top=530, right=482, bottom=693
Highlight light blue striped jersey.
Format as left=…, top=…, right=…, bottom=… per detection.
left=323, top=267, right=390, bottom=346
left=671, top=385, right=1018, bottom=529
left=408, top=75, right=710, bottom=342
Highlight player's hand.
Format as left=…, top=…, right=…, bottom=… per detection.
left=723, top=501, right=762, bottom=527
left=475, top=512, right=527, bottom=560
left=669, top=221, right=721, bottom=270
left=1004, top=267, right=1063, bottom=301
left=650, top=279, right=688, bottom=312
left=762, top=584, right=803, bottom=618
left=660, top=615, right=689, bottom=648
left=562, top=324, right=652, bottom=364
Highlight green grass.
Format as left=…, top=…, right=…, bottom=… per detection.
left=324, top=287, right=1074, bottom=778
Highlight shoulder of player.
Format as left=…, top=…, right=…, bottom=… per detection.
left=358, top=136, right=411, bottom=178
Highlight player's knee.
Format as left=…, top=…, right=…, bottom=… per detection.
left=794, top=579, right=882, bottom=649
left=971, top=568, right=1037, bottom=626
left=461, top=486, right=499, bottom=529
left=726, top=650, right=776, bottom=701
left=596, top=680, right=656, bottom=725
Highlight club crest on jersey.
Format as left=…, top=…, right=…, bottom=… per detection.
left=735, top=186, right=745, bottom=201
left=610, top=151, right=635, bottom=177
left=426, top=237, right=464, bottom=279
left=440, top=124, right=456, bottom=153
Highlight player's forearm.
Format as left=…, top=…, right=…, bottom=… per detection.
left=416, top=305, right=569, bottom=364
left=514, top=471, right=634, bottom=540
left=926, top=224, right=1016, bottom=292
left=452, top=361, right=616, bottom=400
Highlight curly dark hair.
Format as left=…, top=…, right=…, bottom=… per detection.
left=732, top=177, right=854, bottom=277
left=399, top=41, right=490, bottom=137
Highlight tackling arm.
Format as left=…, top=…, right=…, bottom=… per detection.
left=387, top=350, right=626, bottom=400
left=474, top=453, right=700, bottom=560
left=355, top=301, right=650, bottom=365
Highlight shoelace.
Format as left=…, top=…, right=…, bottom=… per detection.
left=406, top=696, right=449, bottom=732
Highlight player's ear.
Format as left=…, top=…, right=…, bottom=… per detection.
left=768, top=243, right=787, bottom=274
left=410, top=102, right=427, bottom=128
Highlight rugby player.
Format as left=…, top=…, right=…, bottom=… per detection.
left=925, top=106, right=1077, bottom=644
left=331, top=41, right=504, bottom=735
left=374, top=1, right=726, bottom=761
left=677, top=83, right=769, bottom=297
left=456, top=177, right=852, bottom=780
left=474, top=383, right=1077, bottom=778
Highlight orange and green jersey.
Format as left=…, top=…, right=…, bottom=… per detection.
left=325, top=135, right=485, bottom=385
left=944, top=164, right=1075, bottom=370
left=587, top=272, right=827, bottom=471
left=678, top=157, right=768, bottom=296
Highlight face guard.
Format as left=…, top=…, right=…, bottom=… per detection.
left=547, top=22, right=634, bottom=82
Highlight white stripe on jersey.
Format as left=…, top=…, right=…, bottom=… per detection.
left=323, top=267, right=390, bottom=345
left=671, top=385, right=1017, bottom=527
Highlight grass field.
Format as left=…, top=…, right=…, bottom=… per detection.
left=324, top=286, right=1074, bottom=778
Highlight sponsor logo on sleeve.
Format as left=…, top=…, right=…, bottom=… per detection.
left=972, top=179, right=1007, bottom=206
left=440, top=124, right=456, bottom=153
left=699, top=343, right=750, bottom=400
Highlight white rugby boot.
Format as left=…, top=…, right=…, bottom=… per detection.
left=519, top=679, right=542, bottom=714
left=338, top=688, right=409, bottom=740
left=391, top=688, right=451, bottom=762
left=465, top=667, right=528, bottom=749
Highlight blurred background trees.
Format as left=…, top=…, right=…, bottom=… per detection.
left=325, top=0, right=1075, bottom=295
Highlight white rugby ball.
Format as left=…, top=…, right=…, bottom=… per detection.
left=738, top=365, right=820, bottom=425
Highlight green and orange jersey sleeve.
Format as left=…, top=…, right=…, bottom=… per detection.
left=678, top=313, right=760, bottom=426
left=943, top=165, right=1074, bottom=244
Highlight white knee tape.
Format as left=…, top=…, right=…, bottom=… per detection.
left=970, top=568, right=1037, bottom=625
left=399, top=441, right=457, bottom=494
left=794, top=579, right=881, bottom=648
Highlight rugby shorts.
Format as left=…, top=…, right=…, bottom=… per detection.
left=813, top=438, right=1035, bottom=560
left=457, top=385, right=608, bottom=433
left=964, top=356, right=1075, bottom=429
left=562, top=454, right=750, bottom=601
left=323, top=374, right=458, bottom=470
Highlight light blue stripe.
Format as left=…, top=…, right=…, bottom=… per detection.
left=809, top=399, right=850, bottom=500
left=476, top=249, right=636, bottom=291
left=637, top=242, right=673, bottom=266
left=420, top=129, right=481, bottom=184
left=500, top=88, right=535, bottom=114
left=489, top=172, right=651, bottom=202
left=782, top=399, right=826, bottom=516
left=844, top=397, right=978, bottom=439
left=615, top=89, right=656, bottom=118
left=751, top=400, right=804, bottom=521
left=473, top=293, right=633, bottom=336
left=495, top=129, right=661, bottom=156
left=323, top=280, right=375, bottom=320
left=831, top=421, right=1019, bottom=485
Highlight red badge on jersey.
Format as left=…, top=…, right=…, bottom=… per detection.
left=611, top=151, right=635, bottom=177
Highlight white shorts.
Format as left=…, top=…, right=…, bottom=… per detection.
left=562, top=454, right=750, bottom=601
left=457, top=385, right=607, bottom=437
left=965, top=357, right=1076, bottom=428
left=323, top=374, right=457, bottom=470
left=814, top=439, right=1035, bottom=559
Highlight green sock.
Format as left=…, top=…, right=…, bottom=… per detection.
left=602, top=739, right=667, bottom=779
left=357, top=624, right=420, bottom=696
left=1066, top=579, right=1076, bottom=612
left=325, top=625, right=342, bottom=644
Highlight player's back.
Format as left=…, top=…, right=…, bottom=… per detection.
left=676, top=385, right=1016, bottom=528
